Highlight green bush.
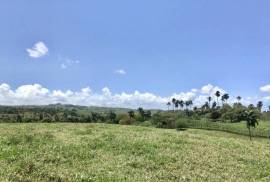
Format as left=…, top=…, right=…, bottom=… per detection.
left=140, top=120, right=153, bottom=127
left=119, top=116, right=136, bottom=125
left=151, top=112, right=178, bottom=128
left=176, top=118, right=189, bottom=129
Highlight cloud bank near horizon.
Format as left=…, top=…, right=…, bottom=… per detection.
left=0, top=83, right=268, bottom=109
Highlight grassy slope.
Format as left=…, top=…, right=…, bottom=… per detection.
left=185, top=120, right=270, bottom=138
left=0, top=123, right=270, bottom=181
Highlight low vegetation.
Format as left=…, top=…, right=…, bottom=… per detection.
left=0, top=91, right=269, bottom=139
left=0, top=123, right=269, bottom=181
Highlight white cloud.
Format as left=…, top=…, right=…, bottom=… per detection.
left=115, top=69, right=126, bottom=75
left=0, top=83, right=262, bottom=109
left=200, top=84, right=225, bottom=96
left=263, top=96, right=270, bottom=101
left=201, top=84, right=214, bottom=94
left=170, top=91, right=196, bottom=102
left=27, top=42, right=48, bottom=58
left=260, top=85, right=270, bottom=93
left=58, top=55, right=80, bottom=69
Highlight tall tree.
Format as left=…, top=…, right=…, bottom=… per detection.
left=236, top=96, right=242, bottom=104
left=128, top=110, right=135, bottom=118
left=248, top=104, right=255, bottom=110
left=108, top=111, right=117, bottom=124
left=244, top=110, right=259, bottom=141
left=215, top=91, right=221, bottom=106
left=166, top=102, right=171, bottom=111
left=137, top=107, right=145, bottom=120
left=222, top=93, right=229, bottom=104
left=179, top=100, right=184, bottom=110
left=185, top=101, right=189, bottom=110
left=175, top=100, right=179, bottom=110
left=202, top=102, right=210, bottom=110
left=257, top=101, right=263, bottom=112
left=221, top=95, right=225, bottom=105
left=212, top=101, right=217, bottom=109
left=188, top=100, right=193, bottom=110
left=172, top=98, right=176, bottom=111
left=208, top=96, right=212, bottom=106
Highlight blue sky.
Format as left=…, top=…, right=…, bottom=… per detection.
left=0, top=0, right=270, bottom=108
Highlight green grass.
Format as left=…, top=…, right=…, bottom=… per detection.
left=0, top=123, right=270, bottom=181
left=181, top=119, right=270, bottom=138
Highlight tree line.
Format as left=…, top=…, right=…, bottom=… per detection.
left=0, top=94, right=269, bottom=140
left=165, top=91, right=268, bottom=140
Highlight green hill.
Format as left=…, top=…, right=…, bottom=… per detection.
left=0, top=123, right=269, bottom=181
left=0, top=104, right=161, bottom=114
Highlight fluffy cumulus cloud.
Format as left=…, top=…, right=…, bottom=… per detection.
left=260, top=85, right=270, bottom=93
left=27, top=42, right=49, bottom=58
left=200, top=84, right=225, bottom=95
left=0, top=83, right=260, bottom=109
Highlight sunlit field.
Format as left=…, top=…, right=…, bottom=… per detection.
left=179, top=119, right=270, bottom=138
left=0, top=123, right=269, bottom=181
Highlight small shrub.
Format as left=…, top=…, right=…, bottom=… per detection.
left=119, top=116, right=136, bottom=125
left=176, top=118, right=189, bottom=129
left=140, top=120, right=153, bottom=127
left=151, top=112, right=178, bottom=128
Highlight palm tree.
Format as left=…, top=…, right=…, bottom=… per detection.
left=172, top=98, right=176, bottom=111
left=175, top=100, right=179, bottom=110
left=248, top=104, right=255, bottom=110
left=189, top=100, right=193, bottom=110
left=212, top=101, right=217, bottom=109
left=179, top=100, right=184, bottom=110
left=202, top=102, right=210, bottom=110
left=185, top=101, right=189, bottom=110
left=184, top=100, right=193, bottom=110
left=257, top=101, right=263, bottom=112
left=268, top=106, right=270, bottom=112
left=137, top=107, right=145, bottom=118
left=208, top=96, right=212, bottom=106
left=222, top=93, right=229, bottom=104
left=236, top=96, right=242, bottom=104
left=128, top=110, right=135, bottom=118
left=221, top=96, right=225, bottom=105
left=166, top=102, right=171, bottom=111
left=215, top=91, right=221, bottom=106
left=244, top=110, right=259, bottom=141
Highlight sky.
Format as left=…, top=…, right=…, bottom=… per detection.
left=0, top=0, right=270, bottom=109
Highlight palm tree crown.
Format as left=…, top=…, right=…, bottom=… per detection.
left=221, top=93, right=229, bottom=104
left=236, top=96, right=242, bottom=103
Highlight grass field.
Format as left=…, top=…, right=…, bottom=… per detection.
left=181, top=119, right=270, bottom=138
left=0, top=123, right=270, bottom=181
